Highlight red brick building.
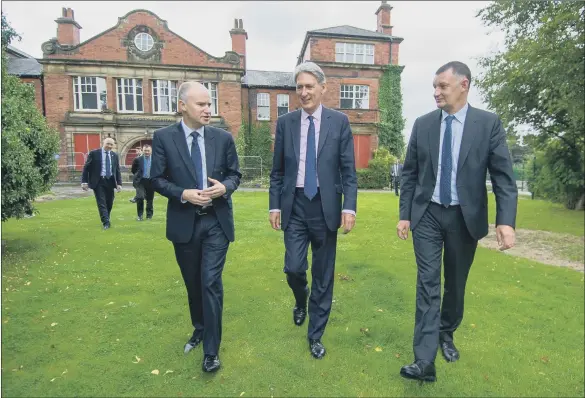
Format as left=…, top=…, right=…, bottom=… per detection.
left=10, top=1, right=403, bottom=176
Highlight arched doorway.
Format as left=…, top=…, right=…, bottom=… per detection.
left=125, top=139, right=153, bottom=166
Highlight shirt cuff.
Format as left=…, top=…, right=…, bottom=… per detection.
left=342, top=209, right=356, bottom=217
left=181, top=190, right=187, bottom=204
left=269, top=209, right=281, bottom=213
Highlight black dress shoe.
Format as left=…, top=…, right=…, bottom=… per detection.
left=440, top=340, right=460, bottom=362
left=146, top=216, right=152, bottom=220
left=136, top=216, right=143, bottom=221
left=184, top=331, right=203, bottom=354
left=400, top=360, right=436, bottom=382
left=103, top=223, right=110, bottom=230
left=202, top=355, right=221, bottom=372
left=309, top=339, right=326, bottom=359
left=129, top=198, right=136, bottom=203
left=293, top=306, right=307, bottom=326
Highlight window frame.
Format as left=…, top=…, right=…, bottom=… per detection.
left=257, top=93, right=270, bottom=121
left=335, top=42, right=375, bottom=65
left=339, top=84, right=370, bottom=109
left=116, top=78, right=144, bottom=113
left=152, top=79, right=178, bottom=114
left=277, top=94, right=289, bottom=117
left=134, top=32, right=154, bottom=52
left=72, top=76, right=107, bottom=112
left=202, top=82, right=219, bottom=116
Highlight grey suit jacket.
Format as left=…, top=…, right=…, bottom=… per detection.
left=399, top=105, right=518, bottom=240
left=269, top=106, right=358, bottom=232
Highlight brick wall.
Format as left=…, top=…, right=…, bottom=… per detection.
left=308, top=37, right=391, bottom=65
left=245, top=87, right=299, bottom=133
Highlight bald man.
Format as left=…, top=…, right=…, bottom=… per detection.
left=81, top=137, right=122, bottom=230
left=151, top=82, right=241, bottom=373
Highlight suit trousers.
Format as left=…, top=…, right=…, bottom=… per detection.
left=93, top=177, right=115, bottom=225
left=284, top=189, right=338, bottom=340
left=173, top=210, right=229, bottom=356
left=136, top=179, right=155, bottom=218
left=411, top=202, right=478, bottom=362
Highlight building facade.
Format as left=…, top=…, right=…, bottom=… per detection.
left=9, top=1, right=403, bottom=178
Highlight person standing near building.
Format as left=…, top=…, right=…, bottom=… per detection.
left=81, top=137, right=122, bottom=230
left=130, top=147, right=143, bottom=204
left=131, top=144, right=155, bottom=221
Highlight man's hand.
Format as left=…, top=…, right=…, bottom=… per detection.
left=182, top=189, right=212, bottom=206
left=340, top=213, right=356, bottom=234
left=269, top=211, right=281, bottom=230
left=396, top=220, right=411, bottom=240
left=202, top=177, right=226, bottom=199
left=81, top=183, right=88, bottom=191
left=116, top=185, right=122, bottom=193
left=496, top=225, right=515, bottom=251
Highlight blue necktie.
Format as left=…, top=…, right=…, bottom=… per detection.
left=190, top=132, right=204, bottom=189
left=440, top=115, right=455, bottom=206
left=105, top=151, right=112, bottom=178
left=304, top=115, right=318, bottom=200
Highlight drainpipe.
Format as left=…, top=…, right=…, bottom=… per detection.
left=40, top=74, right=47, bottom=117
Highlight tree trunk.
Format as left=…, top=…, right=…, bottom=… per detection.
left=576, top=193, right=585, bottom=211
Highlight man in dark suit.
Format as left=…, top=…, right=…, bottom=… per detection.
left=391, top=162, right=403, bottom=196
left=131, top=144, right=155, bottom=221
left=151, top=81, right=241, bottom=373
left=397, top=61, right=518, bottom=382
left=81, top=137, right=122, bottom=230
left=269, top=61, right=358, bottom=359
left=129, top=147, right=143, bottom=204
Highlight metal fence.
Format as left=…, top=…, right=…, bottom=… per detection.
left=239, top=156, right=265, bottom=187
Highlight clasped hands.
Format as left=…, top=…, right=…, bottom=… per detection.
left=269, top=211, right=355, bottom=234
left=182, top=177, right=226, bottom=206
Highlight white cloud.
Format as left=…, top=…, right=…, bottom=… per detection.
left=2, top=1, right=505, bottom=141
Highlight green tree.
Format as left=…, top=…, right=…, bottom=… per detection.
left=377, top=65, right=405, bottom=158
left=1, top=14, right=60, bottom=220
left=476, top=1, right=584, bottom=209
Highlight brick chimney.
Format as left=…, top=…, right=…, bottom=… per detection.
left=55, top=7, right=82, bottom=46
left=375, top=1, right=393, bottom=35
left=229, top=19, right=247, bottom=69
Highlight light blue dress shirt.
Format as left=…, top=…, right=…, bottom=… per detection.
left=181, top=119, right=208, bottom=189
left=143, top=156, right=151, bottom=178
left=431, top=103, right=469, bottom=206
left=100, top=148, right=112, bottom=177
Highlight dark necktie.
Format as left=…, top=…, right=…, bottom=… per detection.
left=190, top=131, right=204, bottom=189
left=105, top=151, right=112, bottom=178
left=440, top=115, right=455, bottom=206
left=304, top=115, right=318, bottom=200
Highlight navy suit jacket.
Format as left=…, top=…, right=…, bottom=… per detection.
left=269, top=106, right=358, bottom=232
left=150, top=123, right=241, bottom=243
left=81, top=149, right=122, bottom=189
left=399, top=105, right=518, bottom=240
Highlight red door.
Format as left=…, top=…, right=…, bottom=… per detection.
left=73, top=134, right=101, bottom=171
left=125, top=140, right=153, bottom=166
left=353, top=135, right=371, bottom=169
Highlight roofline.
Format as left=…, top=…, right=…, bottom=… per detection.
left=6, top=44, right=36, bottom=59
left=42, top=9, right=237, bottom=63
left=242, top=84, right=296, bottom=89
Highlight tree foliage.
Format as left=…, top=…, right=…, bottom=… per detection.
left=377, top=65, right=405, bottom=159
left=1, top=14, right=60, bottom=221
left=476, top=1, right=584, bottom=209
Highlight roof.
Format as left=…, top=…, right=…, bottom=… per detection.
left=6, top=44, right=36, bottom=59
left=308, top=25, right=403, bottom=41
left=243, top=70, right=295, bottom=88
left=6, top=58, right=42, bottom=76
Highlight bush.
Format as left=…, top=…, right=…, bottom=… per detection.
left=356, top=148, right=397, bottom=189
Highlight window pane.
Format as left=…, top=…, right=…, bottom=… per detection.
left=340, top=99, right=353, bottom=109
left=171, top=95, right=177, bottom=112
left=257, top=105, right=270, bottom=120
left=366, top=54, right=374, bottom=64
left=137, top=96, right=143, bottom=112
left=125, top=94, right=134, bottom=110
left=82, top=92, right=98, bottom=109
left=335, top=53, right=344, bottom=62
left=278, top=106, right=288, bottom=117
left=74, top=92, right=80, bottom=109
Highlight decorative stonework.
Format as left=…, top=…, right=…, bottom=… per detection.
left=220, top=51, right=241, bottom=65
left=122, top=25, right=164, bottom=63
left=41, top=38, right=80, bottom=55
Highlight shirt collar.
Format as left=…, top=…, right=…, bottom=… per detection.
left=181, top=119, right=205, bottom=139
left=442, top=103, right=469, bottom=124
left=301, top=104, right=323, bottom=122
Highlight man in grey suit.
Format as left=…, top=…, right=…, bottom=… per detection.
left=269, top=61, right=358, bottom=359
left=397, top=61, right=518, bottom=382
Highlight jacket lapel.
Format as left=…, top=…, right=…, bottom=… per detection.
left=172, top=122, right=197, bottom=181
left=290, top=110, right=301, bottom=165
left=204, top=126, right=216, bottom=179
left=429, top=109, right=442, bottom=179
left=457, top=105, right=478, bottom=174
left=317, top=107, right=331, bottom=158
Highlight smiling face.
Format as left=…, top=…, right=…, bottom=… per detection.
left=102, top=138, right=115, bottom=151
left=433, top=68, right=469, bottom=114
left=295, top=72, right=326, bottom=115
left=179, top=83, right=212, bottom=129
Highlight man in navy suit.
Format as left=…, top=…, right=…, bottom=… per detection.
left=269, top=61, right=358, bottom=359
left=151, top=81, right=241, bottom=373
left=131, top=144, right=155, bottom=221
left=81, top=137, right=122, bottom=230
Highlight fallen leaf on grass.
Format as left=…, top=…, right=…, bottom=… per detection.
left=151, top=369, right=159, bottom=375
left=50, top=378, right=56, bottom=382
left=395, top=353, right=400, bottom=358
left=133, top=356, right=141, bottom=364
left=61, top=369, right=68, bottom=375
left=484, top=375, right=489, bottom=381
left=107, top=302, right=114, bottom=305
left=50, top=322, right=58, bottom=327
left=377, top=309, right=384, bottom=312
left=540, top=356, right=549, bottom=363
left=470, top=323, right=476, bottom=329
left=164, top=370, right=174, bottom=375
left=360, top=328, right=369, bottom=335
left=25, top=281, right=31, bottom=286
left=240, top=393, right=245, bottom=397
left=374, top=346, right=383, bottom=352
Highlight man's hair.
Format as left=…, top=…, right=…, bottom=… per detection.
left=436, top=61, right=472, bottom=87
left=142, top=144, right=152, bottom=150
left=294, top=61, right=326, bottom=84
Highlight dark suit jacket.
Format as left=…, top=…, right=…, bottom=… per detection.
left=399, top=105, right=518, bottom=240
left=150, top=123, right=241, bottom=243
left=269, top=106, right=358, bottom=232
left=81, top=149, right=122, bottom=189
left=131, top=155, right=150, bottom=186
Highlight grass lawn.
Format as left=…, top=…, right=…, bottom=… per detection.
left=1, top=192, right=584, bottom=397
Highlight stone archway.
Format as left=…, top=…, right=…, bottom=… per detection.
left=122, top=137, right=153, bottom=167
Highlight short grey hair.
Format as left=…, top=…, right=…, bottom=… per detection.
left=294, top=62, right=326, bottom=84
left=177, top=81, right=196, bottom=103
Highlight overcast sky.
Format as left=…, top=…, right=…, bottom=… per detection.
left=2, top=1, right=505, bottom=142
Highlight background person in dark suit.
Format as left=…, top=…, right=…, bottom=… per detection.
left=81, top=137, right=122, bottom=230
left=391, top=162, right=403, bottom=196
left=131, top=144, right=154, bottom=221
left=397, top=61, right=518, bottom=382
left=129, top=147, right=143, bottom=204
left=269, top=61, right=358, bottom=359
left=151, top=81, right=241, bottom=373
